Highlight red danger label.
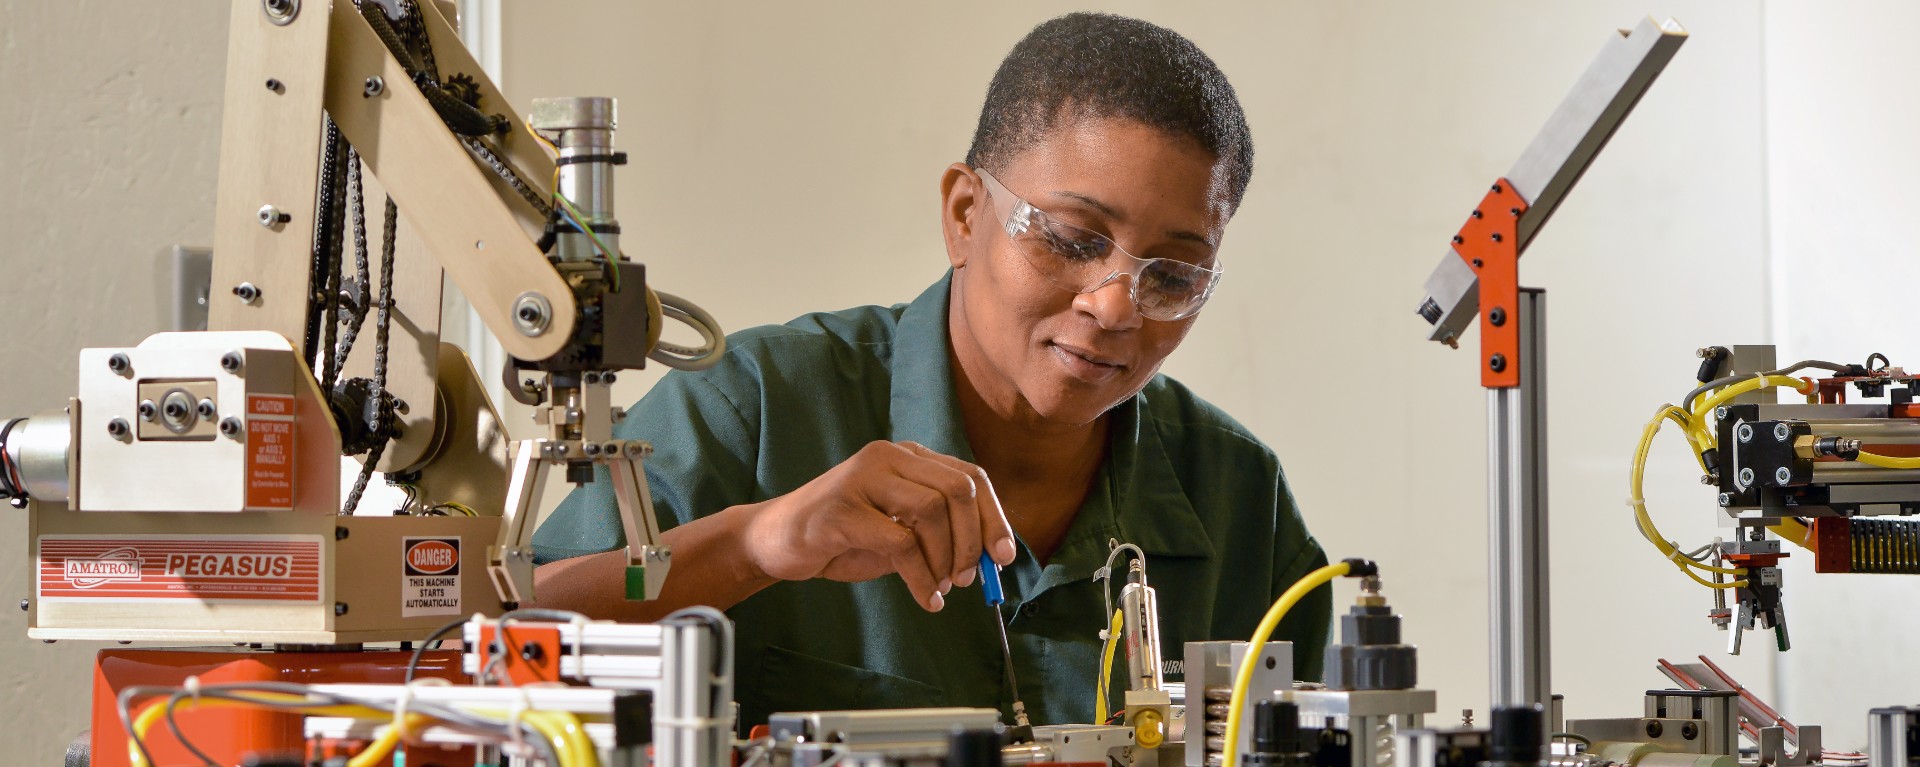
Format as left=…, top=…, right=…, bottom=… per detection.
left=245, top=394, right=296, bottom=510
left=404, top=539, right=459, bottom=575
left=37, top=536, right=322, bottom=603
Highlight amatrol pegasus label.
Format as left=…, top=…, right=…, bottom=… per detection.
left=401, top=537, right=460, bottom=618
left=37, top=535, right=323, bottom=603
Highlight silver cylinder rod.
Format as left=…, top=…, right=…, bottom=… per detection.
left=1487, top=288, right=1550, bottom=709
left=530, top=96, right=620, bottom=263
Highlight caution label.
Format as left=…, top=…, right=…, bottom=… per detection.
left=245, top=394, right=296, bottom=510
left=402, top=537, right=461, bottom=617
left=37, top=535, right=323, bottom=603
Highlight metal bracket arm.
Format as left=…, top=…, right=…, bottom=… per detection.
left=1453, top=180, right=1527, bottom=389
left=1416, top=16, right=1687, bottom=347
left=321, top=0, right=574, bottom=362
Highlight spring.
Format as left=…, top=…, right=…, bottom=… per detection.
left=1851, top=518, right=1920, bottom=574
left=1204, top=684, right=1234, bottom=765
left=1374, top=720, right=1395, bottom=767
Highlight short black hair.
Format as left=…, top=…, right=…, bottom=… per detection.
left=966, top=12, right=1254, bottom=212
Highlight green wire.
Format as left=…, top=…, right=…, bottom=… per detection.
left=553, top=192, right=621, bottom=292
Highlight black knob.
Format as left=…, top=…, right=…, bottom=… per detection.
left=1488, top=705, right=1546, bottom=766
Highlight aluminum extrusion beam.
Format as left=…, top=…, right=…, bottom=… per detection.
left=1418, top=17, right=1688, bottom=346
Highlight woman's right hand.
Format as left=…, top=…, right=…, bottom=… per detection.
left=740, top=440, right=1017, bottom=612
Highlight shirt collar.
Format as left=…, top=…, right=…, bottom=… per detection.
left=888, top=271, right=975, bottom=461
left=888, top=271, right=1215, bottom=565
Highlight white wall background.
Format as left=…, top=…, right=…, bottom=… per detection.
left=1764, top=0, right=1920, bottom=747
left=0, top=0, right=229, bottom=761
left=498, top=0, right=1780, bottom=734
left=0, top=1, right=1908, bottom=762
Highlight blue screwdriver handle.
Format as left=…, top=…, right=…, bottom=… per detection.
left=979, top=551, right=1004, bottom=606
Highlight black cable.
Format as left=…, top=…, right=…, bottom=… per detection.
left=1681, top=359, right=1851, bottom=412
left=405, top=616, right=471, bottom=684
left=116, top=685, right=169, bottom=767
left=0, top=417, right=26, bottom=503
left=163, top=691, right=222, bottom=767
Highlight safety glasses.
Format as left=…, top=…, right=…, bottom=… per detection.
left=974, top=168, right=1222, bottom=321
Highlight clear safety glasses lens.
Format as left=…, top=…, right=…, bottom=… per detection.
left=975, top=168, right=1221, bottom=321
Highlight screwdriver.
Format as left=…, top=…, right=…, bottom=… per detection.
left=979, top=550, right=1030, bottom=728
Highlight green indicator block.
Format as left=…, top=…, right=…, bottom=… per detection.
left=624, top=565, right=648, bottom=600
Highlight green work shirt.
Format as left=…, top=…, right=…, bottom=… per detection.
left=533, top=272, right=1330, bottom=730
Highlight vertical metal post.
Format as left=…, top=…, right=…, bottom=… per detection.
left=1486, top=288, right=1550, bottom=709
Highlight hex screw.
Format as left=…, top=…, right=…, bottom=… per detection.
left=363, top=76, right=384, bottom=97
left=1736, top=423, right=1754, bottom=443
left=1681, top=722, right=1698, bottom=741
left=257, top=205, right=290, bottom=228
left=335, top=526, right=350, bottom=540
left=603, top=442, right=619, bottom=457
left=520, top=642, right=544, bottom=661
left=196, top=399, right=217, bottom=418
left=220, top=351, right=245, bottom=374
left=233, top=282, right=261, bottom=304
left=264, top=78, right=283, bottom=92
left=1646, top=720, right=1664, bottom=738
left=219, top=417, right=243, bottom=439
left=138, top=400, right=158, bottom=421
left=1489, top=354, right=1508, bottom=373
left=107, top=353, right=132, bottom=376
left=1489, top=307, right=1507, bottom=327
left=611, top=406, right=627, bottom=423
left=1774, top=423, right=1793, bottom=442
left=583, top=372, right=600, bottom=385
left=603, top=372, right=617, bottom=385
left=19, top=599, right=28, bottom=612
left=1775, top=467, right=1793, bottom=485
left=163, top=400, right=187, bottom=420
left=333, top=602, right=348, bottom=616
left=1738, top=468, right=1756, bottom=486
left=106, top=418, right=130, bottom=438
left=583, top=443, right=602, bottom=457
left=1715, top=406, right=1731, bottom=421
left=1718, top=493, right=1734, bottom=507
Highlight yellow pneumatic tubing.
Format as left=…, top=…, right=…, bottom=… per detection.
left=1222, top=561, right=1352, bottom=767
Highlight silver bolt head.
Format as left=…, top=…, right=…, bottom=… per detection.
left=138, top=400, right=158, bottom=421
left=1738, top=467, right=1756, bottom=486
left=1774, top=423, right=1793, bottom=441
left=1718, top=493, right=1734, bottom=507
left=583, top=443, right=602, bottom=456
left=220, top=351, right=244, bottom=373
left=107, top=353, right=131, bottom=375
left=105, top=418, right=130, bottom=438
left=363, top=76, right=384, bottom=97
left=1774, top=467, right=1794, bottom=485
left=553, top=443, right=569, bottom=457
left=196, top=399, right=217, bottom=418
left=1715, top=407, right=1731, bottom=421
left=1736, top=423, right=1754, bottom=443
left=219, top=417, right=243, bottom=439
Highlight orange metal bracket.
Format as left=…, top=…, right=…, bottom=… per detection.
left=1453, top=179, right=1528, bottom=389
left=477, top=622, right=565, bottom=685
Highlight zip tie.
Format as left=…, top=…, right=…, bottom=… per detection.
left=506, top=688, right=531, bottom=759
left=393, top=685, right=416, bottom=742
left=654, top=715, right=733, bottom=730
left=569, top=614, right=590, bottom=682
